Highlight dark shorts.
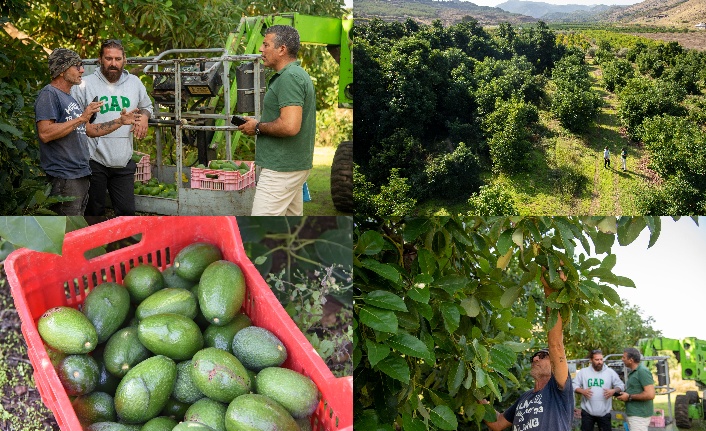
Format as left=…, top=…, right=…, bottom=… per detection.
left=581, top=409, right=612, bottom=431
left=86, top=159, right=136, bottom=216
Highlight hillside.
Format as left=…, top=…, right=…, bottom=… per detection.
left=602, top=0, right=706, bottom=28
left=497, top=0, right=614, bottom=18
left=354, top=0, right=537, bottom=26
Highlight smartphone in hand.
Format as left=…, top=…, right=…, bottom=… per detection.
left=89, top=96, right=99, bottom=123
left=231, top=115, right=248, bottom=126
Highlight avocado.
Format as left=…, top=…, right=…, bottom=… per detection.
left=114, top=355, right=177, bottom=424
left=123, top=264, right=165, bottom=304
left=162, top=266, right=197, bottom=290
left=295, top=417, right=313, bottom=431
left=140, top=416, right=179, bottom=431
left=160, top=397, right=190, bottom=421
left=38, top=306, right=97, bottom=354
left=198, top=261, right=246, bottom=326
left=72, top=391, right=116, bottom=426
left=231, top=326, right=287, bottom=371
left=173, top=243, right=223, bottom=282
left=136, top=288, right=198, bottom=320
left=104, top=327, right=152, bottom=378
left=83, top=282, right=131, bottom=343
left=255, top=367, right=319, bottom=418
left=224, top=394, right=299, bottom=431
left=57, top=354, right=99, bottom=396
left=184, top=397, right=228, bottom=431
left=190, top=347, right=250, bottom=403
left=172, top=422, right=218, bottom=431
left=203, top=314, right=252, bottom=351
left=137, top=313, right=204, bottom=360
left=87, top=423, right=141, bottom=431
left=173, top=360, right=205, bottom=404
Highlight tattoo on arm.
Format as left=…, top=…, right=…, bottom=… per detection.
left=138, top=109, right=151, bottom=118
left=97, top=119, right=120, bottom=131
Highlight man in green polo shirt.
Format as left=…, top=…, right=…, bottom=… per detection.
left=238, top=25, right=316, bottom=215
left=616, top=347, right=655, bottom=431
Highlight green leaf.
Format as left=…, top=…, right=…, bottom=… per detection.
left=617, top=217, right=647, bottom=246
left=360, top=259, right=401, bottom=284
left=408, top=276, right=431, bottom=303
left=434, top=274, right=468, bottom=295
left=490, top=344, right=516, bottom=370
left=358, top=305, right=398, bottom=333
left=527, top=296, right=536, bottom=322
left=599, top=284, right=622, bottom=305
left=497, top=229, right=514, bottom=255
left=596, top=216, right=618, bottom=234
left=364, top=290, right=408, bottom=312
left=512, top=227, right=524, bottom=246
left=0, top=217, right=66, bottom=255
left=509, top=316, right=533, bottom=338
left=448, top=219, right=473, bottom=246
left=429, top=405, right=458, bottom=431
left=449, top=360, right=465, bottom=394
left=403, top=218, right=431, bottom=242
left=645, top=216, right=661, bottom=249
left=355, top=230, right=385, bottom=255
left=476, top=367, right=487, bottom=388
left=416, top=248, right=436, bottom=275
left=500, top=285, right=522, bottom=308
left=376, top=355, right=410, bottom=384
left=0, top=122, right=23, bottom=137
left=401, top=413, right=427, bottom=431
left=594, top=230, right=615, bottom=254
left=316, top=229, right=352, bottom=267
left=387, top=332, right=431, bottom=361
left=600, top=254, right=616, bottom=270
left=365, top=339, right=390, bottom=367
left=440, top=302, right=460, bottom=333
left=460, top=296, right=481, bottom=317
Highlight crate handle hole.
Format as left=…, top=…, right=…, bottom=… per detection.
left=83, top=234, right=143, bottom=261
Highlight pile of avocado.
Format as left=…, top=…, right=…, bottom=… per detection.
left=194, top=161, right=251, bottom=176
left=134, top=178, right=178, bottom=199
left=132, top=152, right=146, bottom=164
left=37, top=242, right=319, bottom=431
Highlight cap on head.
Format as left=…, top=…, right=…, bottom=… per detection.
left=531, top=348, right=550, bottom=360
left=49, top=48, right=82, bottom=79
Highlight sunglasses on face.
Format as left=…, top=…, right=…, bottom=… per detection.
left=532, top=351, right=549, bottom=361
left=73, top=62, right=84, bottom=70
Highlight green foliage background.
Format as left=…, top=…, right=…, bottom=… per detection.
left=0, top=0, right=349, bottom=214
left=353, top=216, right=682, bottom=430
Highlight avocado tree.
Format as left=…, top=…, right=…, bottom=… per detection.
left=354, top=216, right=672, bottom=430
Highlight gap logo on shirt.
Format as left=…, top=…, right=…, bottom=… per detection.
left=99, top=95, right=131, bottom=114
left=587, top=378, right=605, bottom=388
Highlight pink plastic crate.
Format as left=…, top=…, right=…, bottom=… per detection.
left=5, top=216, right=351, bottom=431
left=190, top=160, right=255, bottom=191
left=134, top=151, right=151, bottom=183
left=650, top=409, right=665, bottom=427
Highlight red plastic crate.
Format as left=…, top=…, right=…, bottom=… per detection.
left=134, top=151, right=151, bottom=183
left=190, top=160, right=255, bottom=191
left=650, top=409, right=665, bottom=427
left=5, top=216, right=351, bottom=431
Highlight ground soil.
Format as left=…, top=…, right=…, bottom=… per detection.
left=631, top=32, right=706, bottom=51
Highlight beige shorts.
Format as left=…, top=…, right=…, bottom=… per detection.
left=627, top=416, right=651, bottom=431
left=251, top=168, right=310, bottom=216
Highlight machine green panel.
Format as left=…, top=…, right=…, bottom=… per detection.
left=291, top=15, right=342, bottom=45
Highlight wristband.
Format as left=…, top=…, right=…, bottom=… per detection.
left=628, top=394, right=632, bottom=402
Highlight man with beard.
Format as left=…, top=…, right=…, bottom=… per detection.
left=72, top=39, right=152, bottom=216
left=615, top=347, right=655, bottom=431
left=573, top=349, right=625, bottom=431
left=36, top=47, right=140, bottom=215
left=483, top=267, right=574, bottom=431
left=237, top=25, right=315, bottom=216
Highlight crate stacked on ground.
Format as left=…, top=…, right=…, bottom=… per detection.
left=650, top=409, right=665, bottom=428
left=190, top=160, right=255, bottom=191
left=5, top=217, right=352, bottom=431
left=133, top=151, right=151, bottom=183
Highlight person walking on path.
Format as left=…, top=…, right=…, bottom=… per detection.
left=573, top=349, right=625, bottom=431
left=621, top=148, right=627, bottom=171
left=603, top=147, right=611, bottom=169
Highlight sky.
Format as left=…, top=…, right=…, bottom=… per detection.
left=463, top=0, right=643, bottom=7
left=590, top=217, right=706, bottom=341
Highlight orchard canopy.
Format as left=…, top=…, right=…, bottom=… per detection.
left=353, top=216, right=686, bottom=430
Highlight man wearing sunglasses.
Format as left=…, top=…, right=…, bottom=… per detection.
left=72, top=39, right=153, bottom=216
left=484, top=267, right=574, bottom=431
left=573, top=349, right=625, bottom=431
left=35, top=47, right=139, bottom=215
